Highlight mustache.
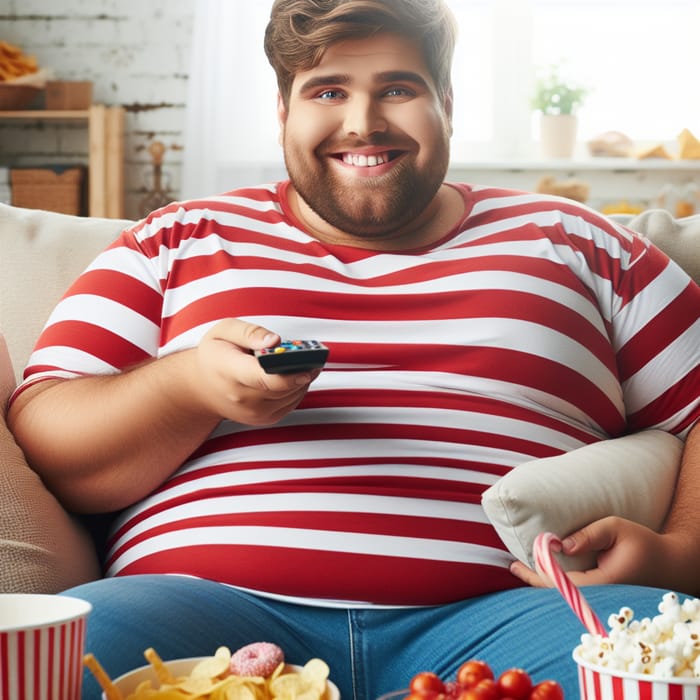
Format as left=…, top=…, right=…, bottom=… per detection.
left=319, top=134, right=415, bottom=154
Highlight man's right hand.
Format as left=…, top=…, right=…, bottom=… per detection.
left=192, top=319, right=322, bottom=426
left=7, top=319, right=322, bottom=512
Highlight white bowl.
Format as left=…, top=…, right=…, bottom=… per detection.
left=103, top=659, right=341, bottom=699
left=573, top=647, right=700, bottom=700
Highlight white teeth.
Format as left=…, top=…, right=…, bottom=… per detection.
left=342, top=152, right=388, bottom=167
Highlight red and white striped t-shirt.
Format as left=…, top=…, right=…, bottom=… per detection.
left=18, top=182, right=700, bottom=606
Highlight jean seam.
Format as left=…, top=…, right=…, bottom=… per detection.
left=347, top=608, right=359, bottom=700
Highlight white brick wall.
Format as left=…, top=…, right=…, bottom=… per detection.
left=0, top=0, right=194, bottom=218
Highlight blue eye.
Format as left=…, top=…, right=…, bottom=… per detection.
left=317, top=89, right=344, bottom=100
left=385, top=87, right=412, bottom=98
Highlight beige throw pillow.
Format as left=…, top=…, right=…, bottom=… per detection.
left=0, top=334, right=102, bottom=592
left=628, top=209, right=700, bottom=285
left=481, top=430, right=682, bottom=571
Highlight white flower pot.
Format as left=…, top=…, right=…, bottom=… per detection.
left=539, top=113, right=578, bottom=158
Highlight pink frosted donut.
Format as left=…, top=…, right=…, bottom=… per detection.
left=230, top=641, right=285, bottom=677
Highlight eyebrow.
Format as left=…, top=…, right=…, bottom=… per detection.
left=298, top=70, right=430, bottom=95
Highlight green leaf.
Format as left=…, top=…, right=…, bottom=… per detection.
left=531, top=63, right=589, bottom=115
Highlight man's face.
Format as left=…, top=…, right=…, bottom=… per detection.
left=279, top=32, right=453, bottom=244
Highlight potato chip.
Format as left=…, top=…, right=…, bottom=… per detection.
left=135, top=690, right=183, bottom=700
left=269, top=660, right=329, bottom=700
left=270, top=663, right=286, bottom=682
left=191, top=645, right=232, bottom=679
left=214, top=681, right=260, bottom=700
left=302, top=659, right=330, bottom=687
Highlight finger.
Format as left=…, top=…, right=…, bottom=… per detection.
left=509, top=559, right=549, bottom=588
left=234, top=379, right=315, bottom=425
left=563, top=517, right=617, bottom=556
left=208, top=318, right=280, bottom=351
left=254, top=367, right=322, bottom=395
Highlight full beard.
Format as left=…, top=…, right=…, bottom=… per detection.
left=284, top=143, right=449, bottom=240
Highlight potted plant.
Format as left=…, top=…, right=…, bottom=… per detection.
left=532, top=64, right=589, bottom=158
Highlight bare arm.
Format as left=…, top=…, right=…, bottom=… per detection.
left=7, top=320, right=319, bottom=514
left=511, top=422, right=700, bottom=596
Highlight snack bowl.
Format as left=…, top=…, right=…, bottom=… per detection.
left=573, top=647, right=700, bottom=700
left=103, top=659, right=341, bottom=699
left=0, top=83, right=41, bottom=110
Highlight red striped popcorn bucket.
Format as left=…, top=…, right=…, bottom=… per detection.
left=0, top=594, right=92, bottom=700
left=574, top=648, right=700, bottom=700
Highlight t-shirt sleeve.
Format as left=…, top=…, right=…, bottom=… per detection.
left=612, top=234, right=700, bottom=437
left=14, top=223, right=165, bottom=395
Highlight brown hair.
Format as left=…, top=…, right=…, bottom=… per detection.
left=264, top=0, right=457, bottom=107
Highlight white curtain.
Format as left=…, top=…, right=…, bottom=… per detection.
left=181, top=0, right=284, bottom=200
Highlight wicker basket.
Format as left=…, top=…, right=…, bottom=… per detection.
left=10, top=167, right=85, bottom=215
left=0, top=83, right=41, bottom=110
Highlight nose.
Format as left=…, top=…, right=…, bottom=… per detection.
left=343, top=95, right=387, bottom=138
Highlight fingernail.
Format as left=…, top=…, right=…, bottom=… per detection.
left=262, top=333, right=277, bottom=347
left=294, top=374, right=312, bottom=386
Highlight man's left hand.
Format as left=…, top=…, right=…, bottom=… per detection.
left=509, top=516, right=692, bottom=591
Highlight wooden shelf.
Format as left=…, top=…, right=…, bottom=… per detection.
left=0, top=109, right=90, bottom=119
left=450, top=158, right=700, bottom=172
left=0, top=104, right=125, bottom=218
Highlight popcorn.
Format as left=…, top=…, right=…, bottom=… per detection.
left=575, top=592, right=700, bottom=678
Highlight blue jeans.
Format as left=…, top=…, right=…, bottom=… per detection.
left=64, top=575, right=667, bottom=700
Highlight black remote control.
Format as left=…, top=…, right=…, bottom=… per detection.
left=255, top=340, right=329, bottom=374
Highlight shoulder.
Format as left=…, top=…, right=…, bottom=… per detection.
left=121, top=183, right=292, bottom=251
left=452, top=182, right=639, bottom=249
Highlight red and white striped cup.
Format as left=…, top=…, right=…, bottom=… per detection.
left=574, top=648, right=700, bottom=700
left=0, top=594, right=92, bottom=700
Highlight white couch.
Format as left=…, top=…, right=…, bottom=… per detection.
left=0, top=204, right=128, bottom=593
left=1, top=202, right=699, bottom=593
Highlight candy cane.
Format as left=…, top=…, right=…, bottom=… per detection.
left=533, top=531, right=608, bottom=637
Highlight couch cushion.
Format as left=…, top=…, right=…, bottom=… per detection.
left=481, top=430, right=682, bottom=571
left=628, top=209, right=700, bottom=284
left=0, top=333, right=102, bottom=592
left=0, top=203, right=130, bottom=380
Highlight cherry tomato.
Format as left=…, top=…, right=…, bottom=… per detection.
left=410, top=672, right=446, bottom=696
left=462, top=678, right=501, bottom=700
left=456, top=660, right=494, bottom=688
left=497, top=669, right=533, bottom=700
left=529, top=680, right=564, bottom=700
left=444, top=681, right=463, bottom=700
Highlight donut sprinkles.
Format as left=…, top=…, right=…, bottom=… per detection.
left=230, top=641, right=285, bottom=678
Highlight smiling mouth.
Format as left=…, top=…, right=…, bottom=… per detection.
left=336, top=150, right=401, bottom=167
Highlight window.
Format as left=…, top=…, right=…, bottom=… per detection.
left=447, top=0, right=700, bottom=162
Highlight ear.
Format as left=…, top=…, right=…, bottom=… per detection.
left=443, top=85, right=454, bottom=136
left=277, top=92, right=287, bottom=146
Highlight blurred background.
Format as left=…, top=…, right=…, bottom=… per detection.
left=0, top=0, right=698, bottom=219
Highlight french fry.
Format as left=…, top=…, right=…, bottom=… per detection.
left=83, top=652, right=124, bottom=700
left=144, top=646, right=178, bottom=685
